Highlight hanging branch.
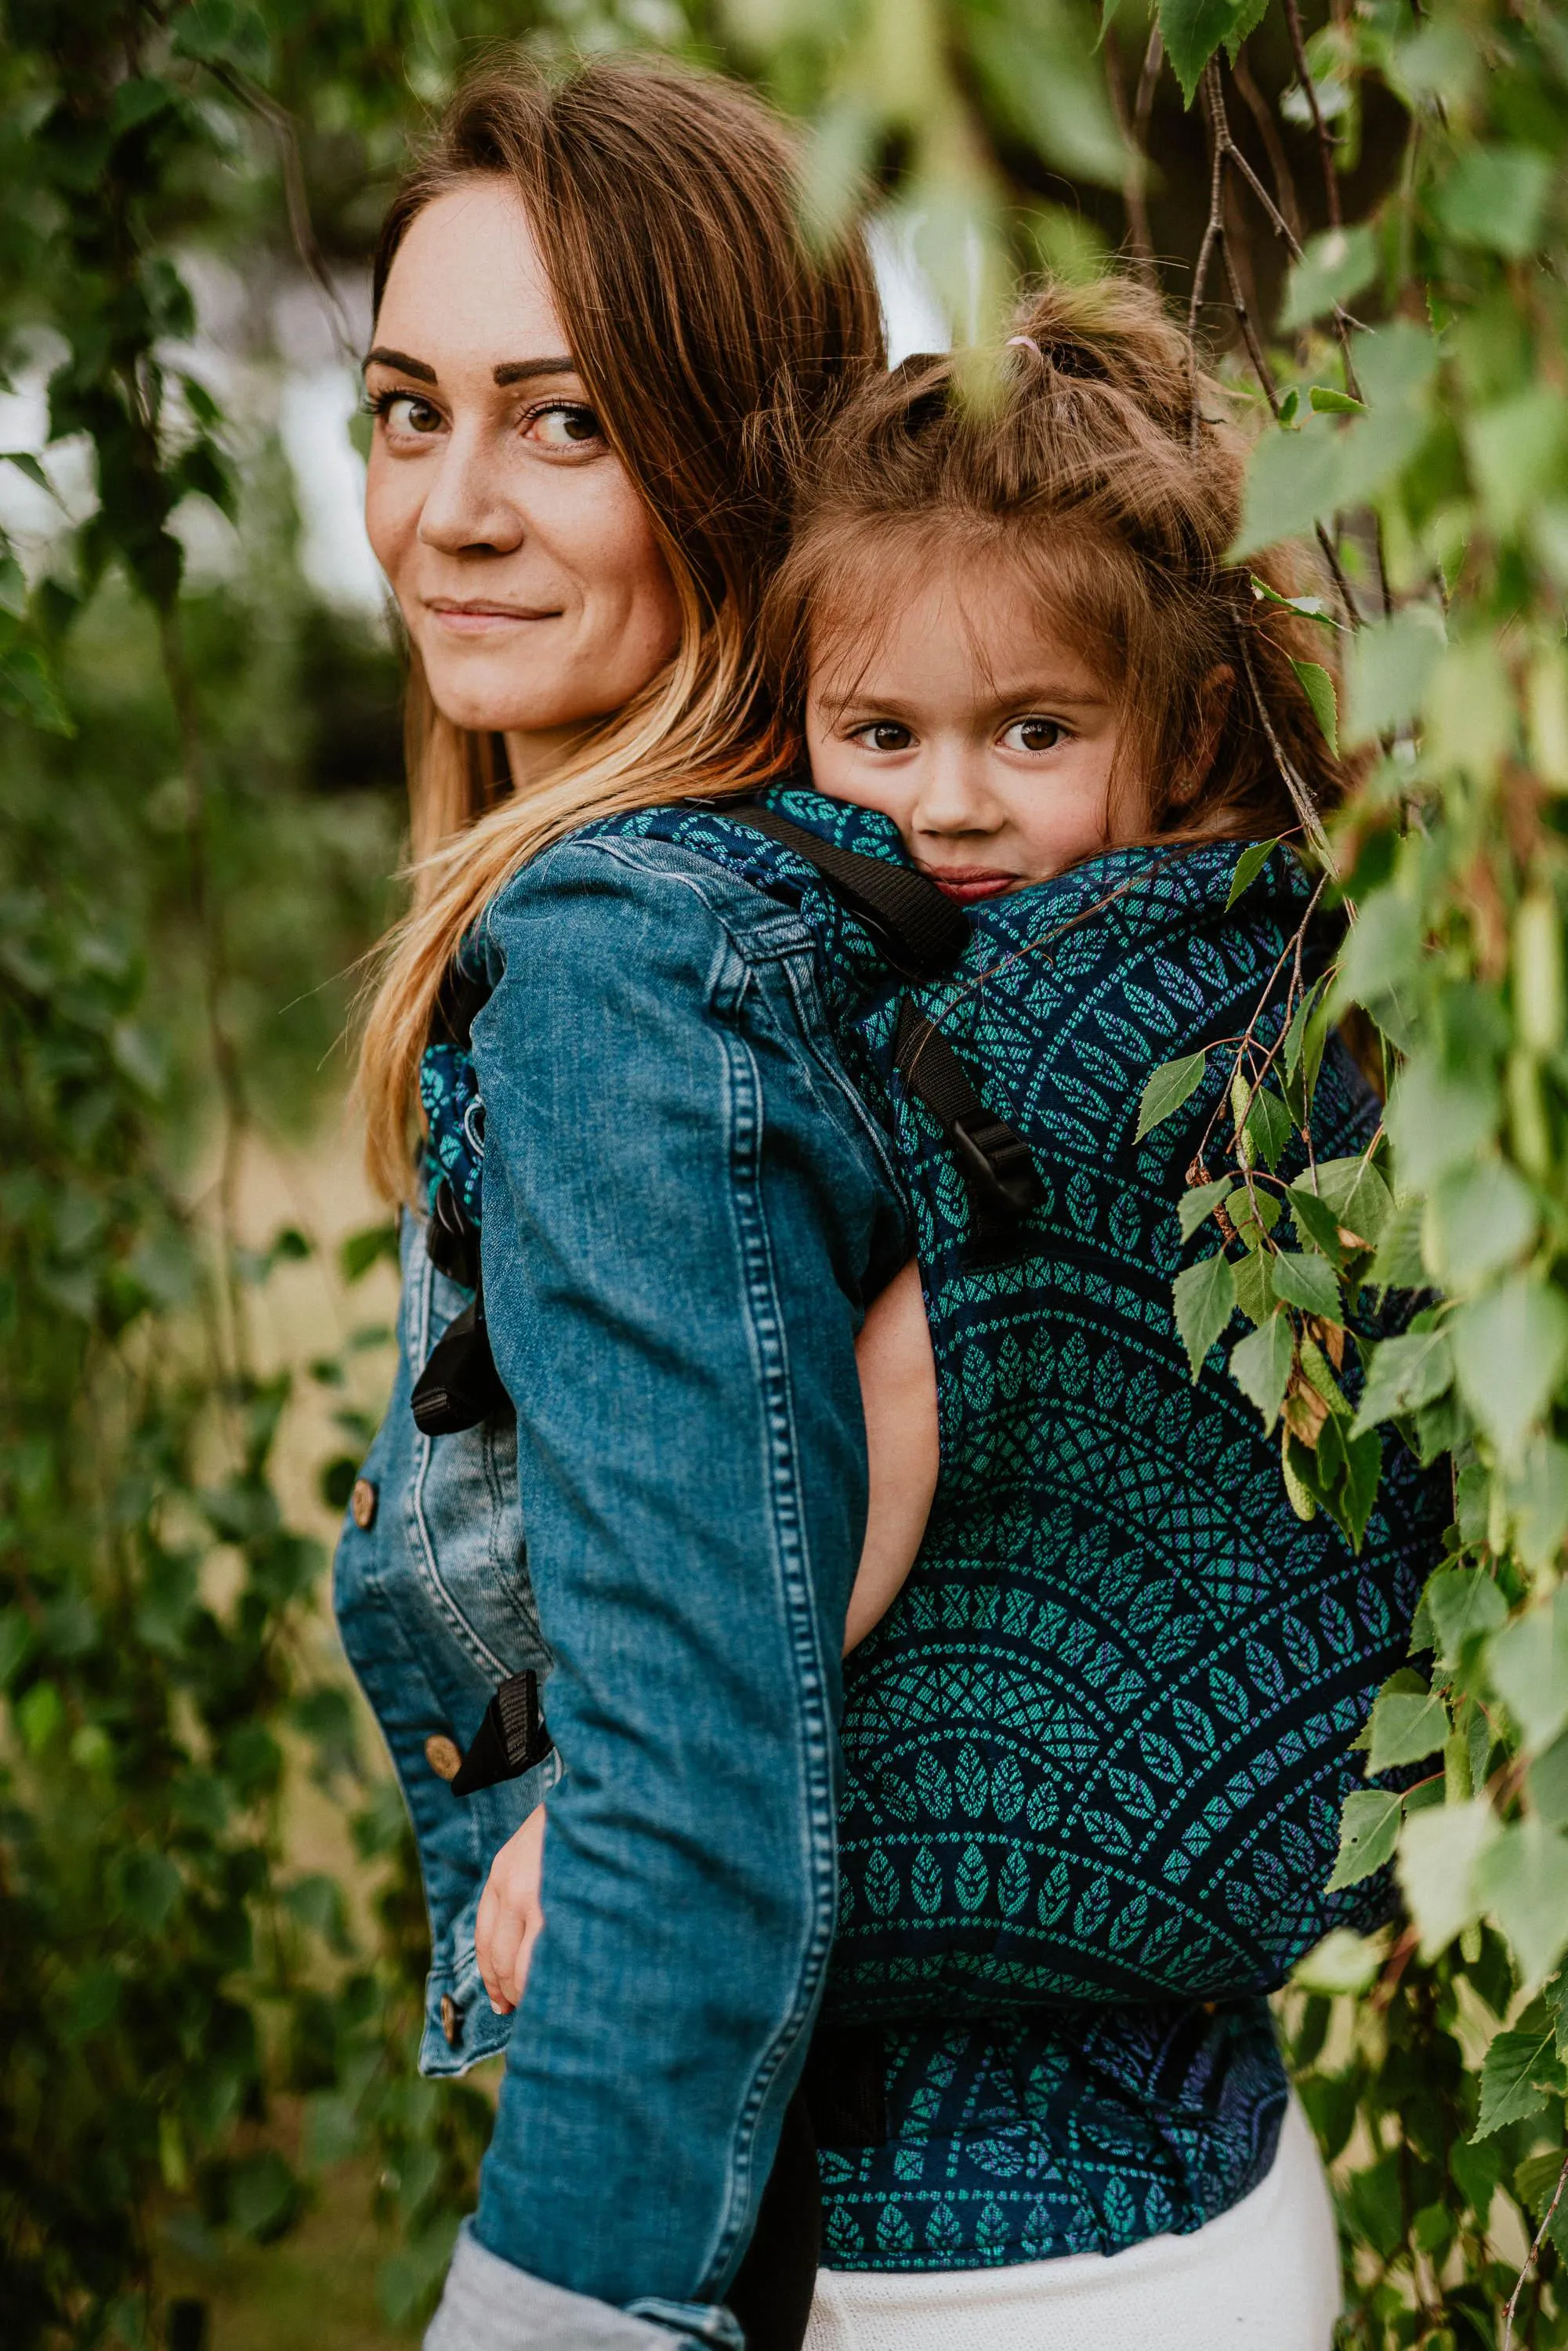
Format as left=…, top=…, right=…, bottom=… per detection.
left=1502, top=2152, right=1568, bottom=2351
left=1232, top=50, right=1303, bottom=246
left=1281, top=0, right=1343, bottom=229
left=204, top=61, right=359, bottom=360
left=1104, top=26, right=1159, bottom=289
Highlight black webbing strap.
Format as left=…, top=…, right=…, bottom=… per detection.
left=730, top=804, right=1041, bottom=1249
left=893, top=998, right=1044, bottom=1240
left=731, top=803, right=970, bottom=979
left=450, top=1668, right=554, bottom=1797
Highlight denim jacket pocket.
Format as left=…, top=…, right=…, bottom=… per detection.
left=404, top=1221, right=551, bottom=1683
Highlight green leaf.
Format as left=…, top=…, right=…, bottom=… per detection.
left=339, top=1223, right=400, bottom=1283
left=1240, top=1085, right=1291, bottom=1176
left=1135, top=1049, right=1208, bottom=1141
left=1475, top=2024, right=1566, bottom=2138
left=1424, top=1161, right=1538, bottom=1292
left=1229, top=1185, right=1282, bottom=1249
left=1421, top=1568, right=1507, bottom=1669
left=1397, top=1794, right=1500, bottom=1960
left=0, top=449, right=53, bottom=496
left=1527, top=1731, right=1568, bottom=1831
left=1351, top=1330, right=1454, bottom=1434
left=1327, top=1788, right=1403, bottom=1890
left=1278, top=226, right=1378, bottom=331
left=1386, top=1055, right=1498, bottom=1190
left=1178, top=1178, right=1233, bottom=1240
left=1334, top=886, right=1422, bottom=1016
left=1226, top=837, right=1280, bottom=910
left=1371, top=1197, right=1425, bottom=1291
left=1436, top=145, right=1553, bottom=260
left=170, top=0, right=272, bottom=76
left=1313, top=1156, right=1393, bottom=1248
left=1233, top=413, right=1347, bottom=556
left=1502, top=1437, right=1568, bottom=1577
left=1233, top=1239, right=1276, bottom=1325
left=1490, top=1588, right=1568, bottom=1754
left=115, top=1848, right=182, bottom=1933
left=1292, top=1926, right=1385, bottom=1994
left=1229, top=1312, right=1294, bottom=1430
left=1451, top=1277, right=1568, bottom=1465
left=1475, top=1820, right=1568, bottom=1990
left=1173, top=1251, right=1237, bottom=1378
left=1309, top=385, right=1366, bottom=416
left=1290, top=660, right=1339, bottom=757
left=1468, top=389, right=1568, bottom=538
left=1271, top=1251, right=1342, bottom=1321
left=1157, top=0, right=1245, bottom=105
left=1345, top=605, right=1447, bottom=746
left=1288, top=1181, right=1347, bottom=1265
left=1365, top=1671, right=1448, bottom=1773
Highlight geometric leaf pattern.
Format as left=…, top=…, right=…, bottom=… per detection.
left=424, top=788, right=1448, bottom=2271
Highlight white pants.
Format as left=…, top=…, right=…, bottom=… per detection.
left=804, top=2097, right=1339, bottom=2351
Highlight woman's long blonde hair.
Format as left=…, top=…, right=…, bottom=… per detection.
left=357, top=56, right=884, bottom=1199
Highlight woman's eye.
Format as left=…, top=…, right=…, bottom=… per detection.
left=1001, top=716, right=1065, bottom=753
left=378, top=393, right=444, bottom=437
left=525, top=404, right=604, bottom=450
left=854, top=721, right=914, bottom=752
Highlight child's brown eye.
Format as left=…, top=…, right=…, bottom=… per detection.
left=858, top=722, right=913, bottom=752
left=1002, top=717, right=1064, bottom=753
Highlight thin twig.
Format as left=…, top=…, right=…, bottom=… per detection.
left=205, top=62, right=358, bottom=360
left=1187, top=62, right=1229, bottom=448
left=1232, top=51, right=1303, bottom=247
left=1237, top=624, right=1335, bottom=863
left=1503, top=2151, right=1568, bottom=2351
left=1105, top=27, right=1158, bottom=289
left=1281, top=0, right=1342, bottom=230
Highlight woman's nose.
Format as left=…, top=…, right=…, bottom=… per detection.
left=416, top=425, right=525, bottom=556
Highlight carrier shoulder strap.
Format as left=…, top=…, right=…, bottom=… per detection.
left=731, top=805, right=1041, bottom=1244
left=730, top=802, right=970, bottom=979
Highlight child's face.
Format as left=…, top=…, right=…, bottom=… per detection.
left=805, top=563, right=1134, bottom=900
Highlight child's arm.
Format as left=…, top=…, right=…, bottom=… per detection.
left=846, top=1254, right=939, bottom=1652
left=476, top=1260, right=938, bottom=2012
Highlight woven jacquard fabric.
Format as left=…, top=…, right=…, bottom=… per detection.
left=418, top=786, right=1446, bottom=2270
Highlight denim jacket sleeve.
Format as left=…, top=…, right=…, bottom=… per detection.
left=427, top=831, right=906, bottom=2346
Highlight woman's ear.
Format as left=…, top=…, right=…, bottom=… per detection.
left=1169, top=664, right=1234, bottom=810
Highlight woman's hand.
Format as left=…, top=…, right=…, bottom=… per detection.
left=476, top=1804, right=547, bottom=2015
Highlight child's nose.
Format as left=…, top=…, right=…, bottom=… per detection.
left=912, top=742, right=1001, bottom=835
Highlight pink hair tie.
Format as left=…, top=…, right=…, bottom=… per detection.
left=1006, top=335, right=1043, bottom=357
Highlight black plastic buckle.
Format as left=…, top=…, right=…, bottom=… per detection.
left=951, top=1110, right=1042, bottom=1223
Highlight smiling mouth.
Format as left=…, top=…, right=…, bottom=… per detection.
left=425, top=600, right=563, bottom=633
left=918, top=865, right=1019, bottom=903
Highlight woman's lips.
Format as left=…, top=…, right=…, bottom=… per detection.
left=425, top=603, right=562, bottom=636
left=919, top=867, right=1019, bottom=904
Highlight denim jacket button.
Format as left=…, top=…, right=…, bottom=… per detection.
left=425, top=1733, right=462, bottom=1782
left=350, top=1476, right=378, bottom=1531
left=440, top=1992, right=460, bottom=2047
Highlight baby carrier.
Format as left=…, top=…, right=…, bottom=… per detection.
left=411, top=784, right=1445, bottom=2334
left=418, top=783, right=1443, bottom=2002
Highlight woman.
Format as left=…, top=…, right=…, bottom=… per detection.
left=336, top=52, right=902, bottom=2351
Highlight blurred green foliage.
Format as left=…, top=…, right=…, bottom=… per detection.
left=6, top=0, right=1568, bottom=2347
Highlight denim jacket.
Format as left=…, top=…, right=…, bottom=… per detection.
left=334, top=826, right=909, bottom=2347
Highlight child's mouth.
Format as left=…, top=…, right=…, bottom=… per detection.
left=919, top=866, right=1018, bottom=903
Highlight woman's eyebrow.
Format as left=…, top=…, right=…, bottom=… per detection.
left=364, top=346, right=436, bottom=382
left=492, top=355, right=577, bottom=386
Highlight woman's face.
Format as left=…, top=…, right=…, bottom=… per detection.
left=364, top=178, right=682, bottom=774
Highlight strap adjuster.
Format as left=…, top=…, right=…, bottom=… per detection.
left=951, top=1110, right=1043, bottom=1220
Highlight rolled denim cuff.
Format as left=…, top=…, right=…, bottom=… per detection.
left=424, top=2225, right=693, bottom=2350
